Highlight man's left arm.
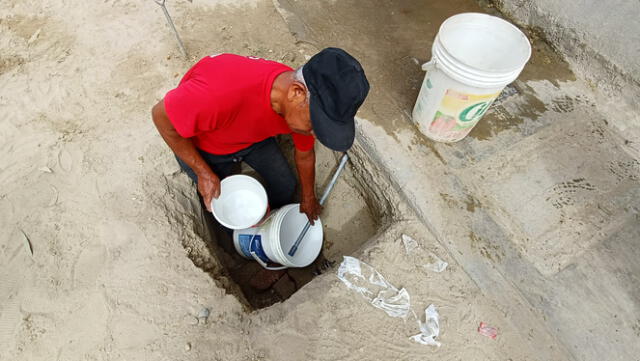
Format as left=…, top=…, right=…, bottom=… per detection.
left=295, top=148, right=321, bottom=224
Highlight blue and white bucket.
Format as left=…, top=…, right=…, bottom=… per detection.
left=232, top=203, right=323, bottom=270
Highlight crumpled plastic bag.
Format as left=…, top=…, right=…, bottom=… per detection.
left=410, top=304, right=441, bottom=347
left=478, top=322, right=498, bottom=339
left=402, top=234, right=448, bottom=273
left=337, top=256, right=411, bottom=319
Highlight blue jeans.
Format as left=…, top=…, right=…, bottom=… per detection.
left=176, top=137, right=297, bottom=210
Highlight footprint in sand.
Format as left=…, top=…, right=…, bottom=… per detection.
left=0, top=298, right=21, bottom=350
left=57, top=144, right=85, bottom=173
left=57, top=148, right=73, bottom=172
left=0, top=232, right=31, bottom=350
left=72, top=243, right=107, bottom=289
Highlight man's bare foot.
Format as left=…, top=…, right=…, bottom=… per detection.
left=249, top=268, right=286, bottom=291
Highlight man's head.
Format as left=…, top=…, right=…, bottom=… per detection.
left=281, top=48, right=370, bottom=151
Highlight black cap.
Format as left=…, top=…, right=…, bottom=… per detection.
left=303, top=48, right=370, bottom=152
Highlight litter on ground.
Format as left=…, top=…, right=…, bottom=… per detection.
left=337, top=256, right=443, bottom=347
left=402, top=234, right=448, bottom=273
left=478, top=322, right=498, bottom=339
left=337, top=256, right=411, bottom=319
left=410, top=304, right=441, bottom=347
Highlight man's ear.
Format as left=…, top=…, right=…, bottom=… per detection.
left=288, top=81, right=307, bottom=102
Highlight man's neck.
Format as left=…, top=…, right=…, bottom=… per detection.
left=271, top=71, right=293, bottom=115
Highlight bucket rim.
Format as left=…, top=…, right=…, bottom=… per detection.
left=272, top=203, right=323, bottom=268
left=437, top=12, right=532, bottom=74
left=431, top=44, right=524, bottom=88
left=211, top=174, right=268, bottom=229
left=220, top=174, right=264, bottom=186
left=433, top=38, right=525, bottom=79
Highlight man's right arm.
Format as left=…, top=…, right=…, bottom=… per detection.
left=151, top=99, right=220, bottom=211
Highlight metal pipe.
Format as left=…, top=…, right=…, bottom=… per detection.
left=155, top=0, right=187, bottom=58
left=288, top=153, right=349, bottom=257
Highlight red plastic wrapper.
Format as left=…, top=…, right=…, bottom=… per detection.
left=478, top=322, right=498, bottom=339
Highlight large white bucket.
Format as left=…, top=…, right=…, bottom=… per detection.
left=211, top=175, right=268, bottom=230
left=232, top=203, right=323, bottom=270
left=412, top=13, right=532, bottom=142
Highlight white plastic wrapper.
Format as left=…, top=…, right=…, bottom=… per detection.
left=337, top=256, right=411, bottom=319
left=402, top=234, right=448, bottom=273
left=410, top=304, right=441, bottom=347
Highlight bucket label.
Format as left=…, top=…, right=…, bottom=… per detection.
left=238, top=234, right=271, bottom=263
left=429, top=89, right=499, bottom=141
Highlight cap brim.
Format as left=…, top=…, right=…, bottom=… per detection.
left=309, top=94, right=355, bottom=152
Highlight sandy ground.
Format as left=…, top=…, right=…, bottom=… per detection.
left=1, top=1, right=552, bottom=360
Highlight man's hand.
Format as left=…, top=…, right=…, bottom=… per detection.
left=300, top=195, right=322, bottom=225
left=197, top=170, right=221, bottom=212
left=294, top=148, right=319, bottom=224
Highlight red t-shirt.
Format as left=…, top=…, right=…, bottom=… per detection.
left=164, top=54, right=315, bottom=155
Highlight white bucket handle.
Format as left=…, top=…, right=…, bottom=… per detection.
left=249, top=236, right=287, bottom=270
left=248, top=214, right=287, bottom=271
left=421, top=59, right=436, bottom=72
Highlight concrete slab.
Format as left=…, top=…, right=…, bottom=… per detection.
left=494, top=0, right=640, bottom=143
left=465, top=108, right=640, bottom=276
left=545, top=219, right=640, bottom=361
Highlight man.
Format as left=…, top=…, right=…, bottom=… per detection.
left=151, top=47, right=369, bottom=227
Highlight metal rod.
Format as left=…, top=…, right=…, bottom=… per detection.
left=288, top=153, right=349, bottom=257
left=155, top=0, right=187, bottom=58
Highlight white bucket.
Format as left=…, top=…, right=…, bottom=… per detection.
left=211, top=175, right=268, bottom=230
left=412, top=13, right=531, bottom=142
left=232, top=203, right=323, bottom=270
